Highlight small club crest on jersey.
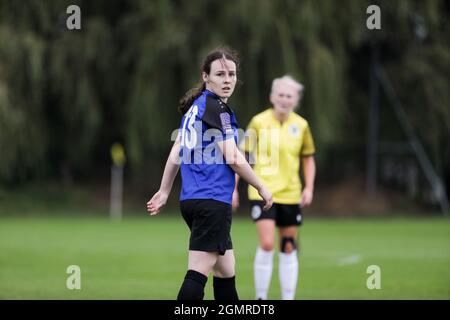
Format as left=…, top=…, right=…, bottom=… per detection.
left=220, top=112, right=233, bottom=134
left=288, top=124, right=299, bottom=137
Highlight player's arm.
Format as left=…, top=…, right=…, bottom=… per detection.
left=232, top=151, right=250, bottom=210
left=233, top=121, right=256, bottom=210
left=217, top=138, right=272, bottom=211
left=300, top=155, right=316, bottom=207
left=147, top=135, right=181, bottom=215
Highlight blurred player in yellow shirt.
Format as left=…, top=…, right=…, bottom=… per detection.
left=234, top=75, right=316, bottom=300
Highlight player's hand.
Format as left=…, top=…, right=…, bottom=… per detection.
left=258, top=186, right=273, bottom=211
left=300, top=188, right=313, bottom=208
left=147, top=190, right=168, bottom=215
left=232, top=188, right=239, bottom=211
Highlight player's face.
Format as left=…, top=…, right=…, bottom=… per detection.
left=203, top=58, right=237, bottom=102
left=270, top=82, right=300, bottom=115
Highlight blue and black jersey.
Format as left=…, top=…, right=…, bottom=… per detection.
left=179, top=89, right=239, bottom=205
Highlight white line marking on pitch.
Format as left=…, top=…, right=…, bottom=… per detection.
left=337, top=254, right=361, bottom=266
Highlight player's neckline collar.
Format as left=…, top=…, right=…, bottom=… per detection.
left=204, top=89, right=228, bottom=103
left=204, top=89, right=220, bottom=99
left=270, top=108, right=291, bottom=126
left=204, top=89, right=231, bottom=107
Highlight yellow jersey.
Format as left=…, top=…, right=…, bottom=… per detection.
left=240, top=108, right=315, bottom=204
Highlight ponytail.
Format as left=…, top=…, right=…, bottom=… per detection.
left=178, top=82, right=205, bottom=114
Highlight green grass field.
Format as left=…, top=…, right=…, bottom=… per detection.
left=0, top=214, right=449, bottom=299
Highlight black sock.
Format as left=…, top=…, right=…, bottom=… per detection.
left=177, top=270, right=208, bottom=300
left=213, top=276, right=239, bottom=301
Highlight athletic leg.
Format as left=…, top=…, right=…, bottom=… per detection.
left=254, top=219, right=276, bottom=299
left=278, top=226, right=299, bottom=300
left=177, top=250, right=218, bottom=300
left=212, top=249, right=238, bottom=300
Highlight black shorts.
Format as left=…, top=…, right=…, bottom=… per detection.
left=180, top=199, right=233, bottom=255
left=250, top=201, right=303, bottom=227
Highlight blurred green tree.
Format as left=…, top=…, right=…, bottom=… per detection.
left=0, top=0, right=448, bottom=198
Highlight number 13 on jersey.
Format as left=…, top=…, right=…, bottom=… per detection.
left=180, top=105, right=198, bottom=149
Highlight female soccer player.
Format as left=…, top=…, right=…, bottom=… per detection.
left=234, top=75, right=316, bottom=300
left=146, top=47, right=273, bottom=301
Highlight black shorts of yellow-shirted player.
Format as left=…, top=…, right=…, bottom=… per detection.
left=233, top=75, right=316, bottom=300
left=146, top=46, right=273, bottom=301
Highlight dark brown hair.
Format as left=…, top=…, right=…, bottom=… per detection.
left=179, top=46, right=240, bottom=114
